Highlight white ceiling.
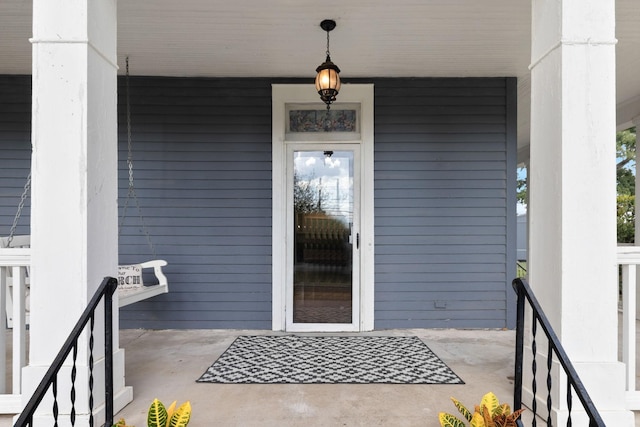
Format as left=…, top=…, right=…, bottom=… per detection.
left=0, top=1, right=533, bottom=78
left=1, top=0, right=639, bottom=154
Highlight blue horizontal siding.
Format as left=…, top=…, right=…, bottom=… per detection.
left=116, top=77, right=275, bottom=328
left=0, top=75, right=516, bottom=330
left=373, top=78, right=515, bottom=329
left=0, top=75, right=31, bottom=237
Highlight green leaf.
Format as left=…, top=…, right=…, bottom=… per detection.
left=438, top=412, right=466, bottom=427
left=451, top=397, right=473, bottom=422
left=492, top=403, right=505, bottom=417
left=480, top=392, right=500, bottom=417
left=168, top=401, right=191, bottom=427
left=165, top=400, right=177, bottom=426
left=470, top=412, right=486, bottom=427
left=148, top=399, right=168, bottom=427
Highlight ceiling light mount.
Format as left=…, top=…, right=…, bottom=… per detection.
left=320, top=19, right=336, bottom=33
left=315, top=19, right=341, bottom=110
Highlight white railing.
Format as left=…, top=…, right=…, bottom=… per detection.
left=0, top=246, right=29, bottom=413
left=617, top=245, right=640, bottom=410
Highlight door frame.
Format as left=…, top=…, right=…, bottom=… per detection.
left=286, top=144, right=361, bottom=332
left=271, top=84, right=374, bottom=332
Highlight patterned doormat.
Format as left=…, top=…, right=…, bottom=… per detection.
left=196, top=335, right=464, bottom=384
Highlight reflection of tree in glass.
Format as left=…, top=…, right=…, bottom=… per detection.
left=294, top=171, right=328, bottom=214
left=294, top=166, right=352, bottom=268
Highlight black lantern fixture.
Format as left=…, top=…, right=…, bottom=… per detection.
left=315, top=19, right=341, bottom=110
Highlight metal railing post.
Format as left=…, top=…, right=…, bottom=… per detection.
left=511, top=278, right=606, bottom=427
left=14, top=277, right=118, bottom=427
left=513, top=279, right=525, bottom=413
left=104, top=277, right=117, bottom=426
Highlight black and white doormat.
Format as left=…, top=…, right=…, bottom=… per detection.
left=196, top=335, right=464, bottom=384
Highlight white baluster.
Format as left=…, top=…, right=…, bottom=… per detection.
left=0, top=267, right=6, bottom=394
left=622, top=263, right=636, bottom=392
left=12, top=266, right=26, bottom=394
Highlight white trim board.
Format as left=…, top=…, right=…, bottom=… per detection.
left=271, top=84, right=375, bottom=332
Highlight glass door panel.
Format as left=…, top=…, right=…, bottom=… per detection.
left=292, top=150, right=355, bottom=325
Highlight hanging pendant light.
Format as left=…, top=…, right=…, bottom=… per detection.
left=315, top=19, right=341, bottom=110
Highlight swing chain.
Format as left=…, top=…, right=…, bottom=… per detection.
left=126, top=57, right=135, bottom=192
left=122, top=188, right=158, bottom=259
left=7, top=172, right=31, bottom=246
left=119, top=57, right=157, bottom=258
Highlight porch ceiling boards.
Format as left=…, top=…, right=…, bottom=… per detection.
left=1, top=0, right=639, bottom=151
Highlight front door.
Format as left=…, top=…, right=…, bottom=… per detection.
left=286, top=145, right=360, bottom=332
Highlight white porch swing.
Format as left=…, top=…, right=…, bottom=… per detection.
left=0, top=186, right=31, bottom=327
left=116, top=57, right=169, bottom=306
left=0, top=57, right=169, bottom=324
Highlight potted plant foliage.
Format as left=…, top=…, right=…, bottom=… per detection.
left=438, top=392, right=524, bottom=427
left=113, top=398, right=191, bottom=427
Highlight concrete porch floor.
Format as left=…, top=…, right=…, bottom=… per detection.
left=114, top=329, right=517, bottom=427
left=1, top=327, right=638, bottom=426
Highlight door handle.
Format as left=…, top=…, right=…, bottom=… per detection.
left=356, top=233, right=360, bottom=249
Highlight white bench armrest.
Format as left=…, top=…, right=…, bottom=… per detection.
left=138, top=259, right=168, bottom=286
left=118, top=259, right=169, bottom=307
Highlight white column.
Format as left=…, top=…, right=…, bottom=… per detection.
left=529, top=0, right=633, bottom=424
left=22, top=0, right=132, bottom=425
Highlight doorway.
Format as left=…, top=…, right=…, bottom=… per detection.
left=271, top=83, right=375, bottom=332
left=287, top=147, right=360, bottom=331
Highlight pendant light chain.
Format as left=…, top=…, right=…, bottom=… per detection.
left=326, top=30, right=331, bottom=57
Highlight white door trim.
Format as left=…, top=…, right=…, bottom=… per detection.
left=271, top=83, right=374, bottom=332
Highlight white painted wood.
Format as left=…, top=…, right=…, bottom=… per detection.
left=626, top=392, right=640, bottom=410
left=0, top=394, right=22, bottom=414
left=528, top=0, right=633, bottom=423
left=0, top=1, right=533, bottom=77
left=25, top=0, right=131, bottom=424
left=618, top=246, right=640, bottom=264
left=1, top=236, right=30, bottom=328
left=272, top=84, right=374, bottom=332
left=617, top=248, right=640, bottom=410
left=0, top=249, right=30, bottom=266
left=118, top=260, right=169, bottom=307
left=0, top=243, right=163, bottom=414
left=118, top=283, right=168, bottom=307
left=271, top=86, right=287, bottom=331
left=12, top=266, right=25, bottom=395
left=0, top=236, right=30, bottom=249
left=621, top=263, right=636, bottom=392
left=0, top=248, right=29, bottom=412
left=357, top=85, right=375, bottom=332
left=0, top=267, right=5, bottom=395
left=530, top=0, right=617, bottom=357
left=635, top=130, right=640, bottom=321
left=2, top=234, right=169, bottom=310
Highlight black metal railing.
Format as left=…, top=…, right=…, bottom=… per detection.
left=512, top=278, right=605, bottom=427
left=14, top=276, right=118, bottom=427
